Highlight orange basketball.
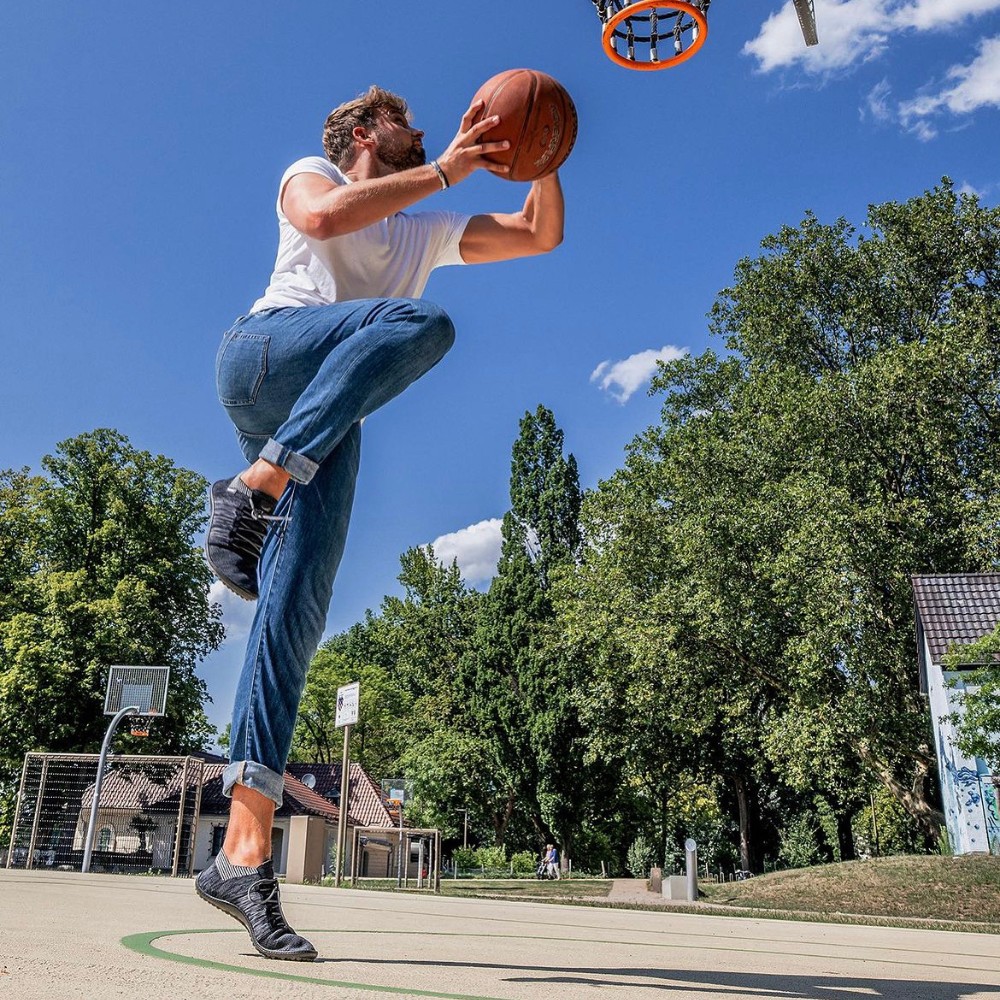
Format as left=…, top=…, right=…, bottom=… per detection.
left=470, top=69, right=578, bottom=182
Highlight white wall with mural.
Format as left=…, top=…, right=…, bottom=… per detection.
left=925, top=644, right=1000, bottom=854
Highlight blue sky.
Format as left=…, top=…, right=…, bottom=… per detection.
left=3, top=1, right=997, bottom=734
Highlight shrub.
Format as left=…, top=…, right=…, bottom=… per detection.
left=779, top=813, right=820, bottom=869
left=452, top=847, right=477, bottom=872
left=474, top=845, right=506, bottom=870
left=510, top=850, right=537, bottom=875
left=626, top=834, right=657, bottom=879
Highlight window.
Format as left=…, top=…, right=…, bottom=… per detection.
left=211, top=825, right=227, bottom=857
left=97, top=826, right=114, bottom=852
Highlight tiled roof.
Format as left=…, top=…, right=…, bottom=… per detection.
left=81, top=753, right=393, bottom=829
left=282, top=774, right=339, bottom=822
left=82, top=760, right=223, bottom=811
left=912, top=573, right=1000, bottom=664
left=285, top=763, right=396, bottom=829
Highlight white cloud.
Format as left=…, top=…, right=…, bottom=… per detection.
left=590, top=346, right=687, bottom=404
left=898, top=35, right=1000, bottom=136
left=426, top=518, right=503, bottom=584
left=745, top=0, right=1000, bottom=75
left=862, top=78, right=893, bottom=122
left=894, top=0, right=1000, bottom=31
left=744, top=0, right=891, bottom=75
left=209, top=580, right=257, bottom=647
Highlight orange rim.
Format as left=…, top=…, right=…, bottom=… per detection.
left=601, top=1, right=708, bottom=71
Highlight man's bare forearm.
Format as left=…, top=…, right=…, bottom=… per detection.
left=295, top=166, right=446, bottom=239
left=522, top=173, right=564, bottom=252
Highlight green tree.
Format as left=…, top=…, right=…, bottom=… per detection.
left=463, top=405, right=599, bottom=860
left=0, top=429, right=223, bottom=843
left=945, top=627, right=1000, bottom=772
left=561, top=180, right=1000, bottom=863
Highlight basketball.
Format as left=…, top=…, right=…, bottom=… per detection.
left=470, top=69, right=578, bottom=182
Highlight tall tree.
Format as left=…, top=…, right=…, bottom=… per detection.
left=463, top=405, right=596, bottom=859
left=565, top=180, right=1000, bottom=851
left=0, top=429, right=223, bottom=843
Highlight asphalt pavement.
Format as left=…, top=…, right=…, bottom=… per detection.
left=1, top=868, right=998, bottom=1000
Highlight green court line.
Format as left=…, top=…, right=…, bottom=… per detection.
left=122, top=926, right=999, bottom=981
left=121, top=929, right=508, bottom=1000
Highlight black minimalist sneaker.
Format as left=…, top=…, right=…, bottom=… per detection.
left=195, top=858, right=317, bottom=961
left=205, top=477, right=281, bottom=601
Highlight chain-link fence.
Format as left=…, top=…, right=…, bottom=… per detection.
left=5, top=753, right=204, bottom=876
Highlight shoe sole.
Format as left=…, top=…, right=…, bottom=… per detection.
left=205, top=482, right=258, bottom=602
left=195, top=880, right=318, bottom=962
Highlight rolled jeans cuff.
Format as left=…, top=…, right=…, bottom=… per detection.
left=222, top=759, right=285, bottom=808
left=260, top=439, right=318, bottom=485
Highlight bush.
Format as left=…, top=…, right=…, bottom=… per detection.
left=452, top=847, right=477, bottom=871
left=510, top=850, right=537, bottom=875
left=779, top=813, right=821, bottom=868
left=475, top=845, right=506, bottom=870
left=626, top=834, right=658, bottom=879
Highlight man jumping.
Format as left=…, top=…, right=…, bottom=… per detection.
left=196, top=85, right=564, bottom=961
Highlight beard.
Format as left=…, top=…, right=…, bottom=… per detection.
left=375, top=133, right=426, bottom=172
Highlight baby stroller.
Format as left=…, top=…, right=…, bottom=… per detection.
left=536, top=858, right=555, bottom=880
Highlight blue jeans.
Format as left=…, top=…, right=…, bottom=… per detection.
left=216, top=298, right=455, bottom=805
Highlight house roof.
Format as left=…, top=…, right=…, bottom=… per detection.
left=285, top=763, right=396, bottom=829
left=82, top=755, right=394, bottom=829
left=911, top=573, right=1000, bottom=692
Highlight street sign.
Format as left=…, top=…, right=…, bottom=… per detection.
left=335, top=681, right=360, bottom=728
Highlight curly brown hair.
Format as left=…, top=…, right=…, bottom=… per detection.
left=322, top=85, right=411, bottom=169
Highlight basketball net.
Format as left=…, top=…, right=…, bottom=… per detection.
left=593, top=0, right=711, bottom=70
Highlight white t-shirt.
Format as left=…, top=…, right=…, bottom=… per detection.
left=249, top=157, right=471, bottom=313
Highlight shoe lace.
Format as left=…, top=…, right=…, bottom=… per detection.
left=252, top=878, right=292, bottom=933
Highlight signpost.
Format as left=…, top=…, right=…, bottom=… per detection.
left=333, top=682, right=359, bottom=886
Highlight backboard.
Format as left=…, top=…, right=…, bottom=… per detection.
left=103, top=665, right=170, bottom=717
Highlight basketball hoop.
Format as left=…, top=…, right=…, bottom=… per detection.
left=129, top=708, right=158, bottom=738
left=594, top=0, right=710, bottom=70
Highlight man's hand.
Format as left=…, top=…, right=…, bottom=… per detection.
left=436, top=100, right=511, bottom=186
left=282, top=101, right=515, bottom=241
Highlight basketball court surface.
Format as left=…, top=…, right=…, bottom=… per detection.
left=2, top=869, right=998, bottom=1000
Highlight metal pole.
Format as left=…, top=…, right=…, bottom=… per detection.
left=83, top=705, right=139, bottom=874
left=870, top=789, right=880, bottom=857
left=396, top=807, right=404, bottom=888
left=684, top=838, right=698, bottom=902
left=188, top=758, right=205, bottom=877
left=435, top=830, right=441, bottom=893
left=26, top=758, right=50, bottom=870
left=350, top=827, right=359, bottom=886
left=171, top=756, right=190, bottom=877
left=334, top=724, right=352, bottom=886
left=6, top=754, right=32, bottom=869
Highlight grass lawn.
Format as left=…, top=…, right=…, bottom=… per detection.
left=330, top=856, right=1000, bottom=931
left=440, top=878, right=612, bottom=901
left=703, top=855, right=1000, bottom=925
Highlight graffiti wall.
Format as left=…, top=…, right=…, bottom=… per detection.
left=927, top=657, right=1000, bottom=855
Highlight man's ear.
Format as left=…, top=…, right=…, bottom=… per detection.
left=352, top=125, right=376, bottom=148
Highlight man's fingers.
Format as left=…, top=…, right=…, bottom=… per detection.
left=460, top=99, right=486, bottom=130
left=467, top=114, right=501, bottom=138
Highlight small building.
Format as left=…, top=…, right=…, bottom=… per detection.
left=912, top=573, right=1000, bottom=854
left=8, top=751, right=404, bottom=877
left=194, top=757, right=400, bottom=876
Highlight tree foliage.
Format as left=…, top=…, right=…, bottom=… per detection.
left=0, top=429, right=223, bottom=842
left=287, top=181, right=999, bottom=872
